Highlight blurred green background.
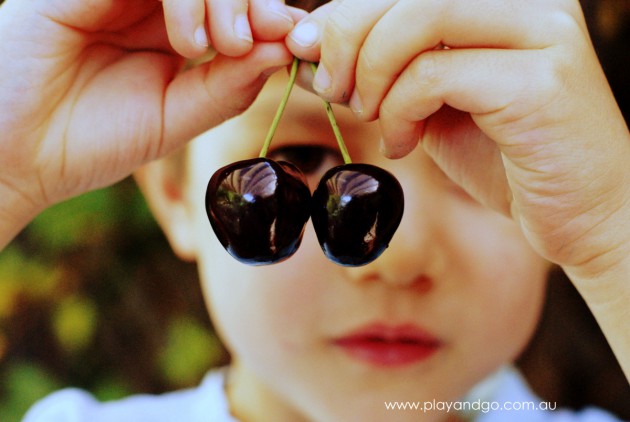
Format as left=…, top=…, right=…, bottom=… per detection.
left=1, top=0, right=629, bottom=421
left=0, top=179, right=230, bottom=421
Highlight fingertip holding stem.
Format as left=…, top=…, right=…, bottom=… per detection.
left=309, top=62, right=352, bottom=165
left=289, top=20, right=320, bottom=48
left=312, top=63, right=332, bottom=96
left=295, top=61, right=316, bottom=92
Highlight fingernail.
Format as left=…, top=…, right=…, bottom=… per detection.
left=234, top=14, right=253, bottom=43
left=268, top=0, right=294, bottom=25
left=289, top=20, right=319, bottom=47
left=349, top=90, right=363, bottom=116
left=194, top=26, right=209, bottom=47
left=313, top=63, right=332, bottom=95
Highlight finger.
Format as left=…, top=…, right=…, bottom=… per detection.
left=354, top=0, right=581, bottom=121
left=27, top=0, right=157, bottom=32
left=249, top=0, right=295, bottom=41
left=421, top=107, right=512, bottom=216
left=16, top=0, right=173, bottom=54
left=310, top=0, right=396, bottom=103
left=162, top=42, right=294, bottom=156
left=285, top=1, right=338, bottom=63
left=206, top=0, right=254, bottom=57
left=292, top=59, right=350, bottom=107
left=286, top=5, right=310, bottom=20
left=162, top=0, right=209, bottom=58
left=378, top=48, right=557, bottom=158
left=294, top=59, right=317, bottom=94
left=287, top=0, right=396, bottom=102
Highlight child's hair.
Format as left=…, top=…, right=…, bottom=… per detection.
left=287, top=0, right=330, bottom=12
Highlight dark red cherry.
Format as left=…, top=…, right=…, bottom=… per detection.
left=311, top=164, right=404, bottom=266
left=205, top=158, right=311, bottom=265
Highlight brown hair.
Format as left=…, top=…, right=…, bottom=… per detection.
left=287, top=0, right=330, bottom=12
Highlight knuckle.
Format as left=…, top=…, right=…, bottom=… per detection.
left=533, top=49, right=572, bottom=105
left=358, top=42, right=380, bottom=76
left=356, top=40, right=389, bottom=92
left=379, top=96, right=397, bottom=122
left=203, top=80, right=246, bottom=125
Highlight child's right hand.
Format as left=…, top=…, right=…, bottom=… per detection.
left=162, top=0, right=299, bottom=59
left=0, top=0, right=296, bottom=248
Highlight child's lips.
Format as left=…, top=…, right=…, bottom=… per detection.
left=332, top=323, right=442, bottom=368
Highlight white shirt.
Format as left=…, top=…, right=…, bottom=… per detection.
left=22, top=367, right=619, bottom=421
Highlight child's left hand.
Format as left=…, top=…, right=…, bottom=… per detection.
left=286, top=0, right=630, bottom=280
left=286, top=0, right=630, bottom=380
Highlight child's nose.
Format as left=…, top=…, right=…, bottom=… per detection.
left=341, top=167, right=448, bottom=289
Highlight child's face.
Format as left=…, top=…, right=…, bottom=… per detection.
left=179, top=73, right=549, bottom=421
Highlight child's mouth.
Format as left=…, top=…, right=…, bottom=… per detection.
left=333, top=323, right=442, bottom=367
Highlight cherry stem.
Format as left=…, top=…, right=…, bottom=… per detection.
left=259, top=57, right=299, bottom=158
left=309, top=62, right=352, bottom=164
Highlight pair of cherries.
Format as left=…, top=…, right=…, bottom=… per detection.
left=206, top=158, right=404, bottom=266
left=205, top=59, right=404, bottom=266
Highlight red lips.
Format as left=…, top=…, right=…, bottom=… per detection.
left=333, top=323, right=442, bottom=368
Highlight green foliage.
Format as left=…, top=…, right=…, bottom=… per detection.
left=158, top=316, right=225, bottom=388
left=0, top=362, right=62, bottom=422
left=52, top=296, right=98, bottom=355
left=0, top=247, right=60, bottom=318
left=27, top=187, right=119, bottom=251
left=25, top=181, right=156, bottom=252
left=0, top=178, right=227, bottom=420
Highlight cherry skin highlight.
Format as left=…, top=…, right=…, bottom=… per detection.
left=311, top=164, right=404, bottom=266
left=206, top=158, right=311, bottom=265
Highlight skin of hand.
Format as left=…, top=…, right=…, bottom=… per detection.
left=286, top=0, right=630, bottom=280
left=0, top=0, right=300, bottom=248
left=162, top=0, right=302, bottom=58
left=286, top=0, right=630, bottom=380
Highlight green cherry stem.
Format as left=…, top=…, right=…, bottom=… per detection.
left=259, top=56, right=299, bottom=158
left=309, top=62, right=352, bottom=165
left=259, top=58, right=352, bottom=165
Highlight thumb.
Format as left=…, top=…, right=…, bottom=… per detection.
left=161, top=42, right=293, bottom=156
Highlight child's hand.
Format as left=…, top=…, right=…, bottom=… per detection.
left=287, top=0, right=630, bottom=279
left=0, top=0, right=293, bottom=247
left=162, top=0, right=300, bottom=58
